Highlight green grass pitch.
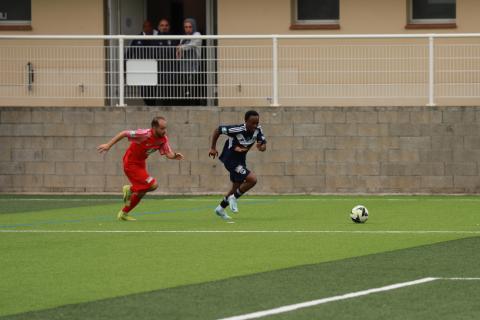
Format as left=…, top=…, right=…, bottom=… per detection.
left=0, top=194, right=479, bottom=319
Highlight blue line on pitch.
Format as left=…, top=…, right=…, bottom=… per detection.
left=0, top=200, right=276, bottom=229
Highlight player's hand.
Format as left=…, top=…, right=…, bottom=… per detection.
left=173, top=152, right=184, bottom=160
left=208, top=148, right=218, bottom=159
left=97, top=144, right=110, bottom=153
left=256, top=142, right=266, bottom=152
left=234, top=146, right=249, bottom=153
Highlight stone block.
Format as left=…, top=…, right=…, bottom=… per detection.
left=389, top=123, right=421, bottom=136
left=325, top=149, right=356, bottom=163
left=294, top=124, right=325, bottom=136
left=357, top=124, right=389, bottom=137
left=259, top=111, right=282, bottom=124
left=0, top=175, right=13, bottom=190
left=24, top=162, right=55, bottom=175
left=63, top=110, right=94, bottom=124
left=378, top=110, right=410, bottom=123
left=293, top=150, right=324, bottom=162
left=314, top=110, right=346, bottom=123
left=294, top=175, right=325, bottom=190
left=75, top=175, right=106, bottom=188
left=303, top=137, right=335, bottom=149
left=168, top=175, right=200, bottom=188
left=454, top=176, right=480, bottom=191
left=74, top=149, right=105, bottom=162
left=260, top=124, right=293, bottom=137
left=31, top=110, right=63, bottom=123
left=445, top=163, right=477, bottom=176
left=285, top=162, right=316, bottom=176
left=346, top=111, right=378, bottom=123
left=258, top=150, right=292, bottom=163
left=11, top=175, right=43, bottom=189
left=443, top=109, right=476, bottom=124
left=55, top=162, right=86, bottom=175
left=421, top=176, right=453, bottom=188
left=0, top=162, right=24, bottom=174
left=388, top=149, right=420, bottom=162
left=419, top=150, right=453, bottom=163
left=74, top=124, right=105, bottom=137
left=190, top=162, right=224, bottom=175
left=269, top=136, right=304, bottom=150
left=410, top=110, right=442, bottom=124
left=251, top=163, right=285, bottom=176
left=44, top=149, right=74, bottom=162
left=398, top=137, right=431, bottom=149
left=11, top=149, right=43, bottom=162
left=283, top=110, right=315, bottom=124
left=326, top=123, right=357, bottom=136
left=431, top=136, right=463, bottom=150
left=43, top=124, right=75, bottom=137
left=1, top=110, right=32, bottom=123
left=54, top=137, right=86, bottom=149
left=259, top=176, right=295, bottom=193
left=44, top=175, right=75, bottom=188
left=94, top=109, right=126, bottom=124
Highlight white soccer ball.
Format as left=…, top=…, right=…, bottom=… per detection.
left=350, top=205, right=369, bottom=223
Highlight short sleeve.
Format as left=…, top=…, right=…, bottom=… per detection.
left=125, top=129, right=151, bottom=142
left=257, top=127, right=267, bottom=144
left=218, top=125, right=244, bottom=137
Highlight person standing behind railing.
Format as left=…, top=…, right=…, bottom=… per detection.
left=176, top=18, right=202, bottom=106
left=125, top=20, right=158, bottom=106
left=156, top=19, right=178, bottom=106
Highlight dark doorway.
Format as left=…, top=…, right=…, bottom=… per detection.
left=147, top=0, right=207, bottom=36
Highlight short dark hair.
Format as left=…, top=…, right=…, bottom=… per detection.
left=151, top=116, right=166, bottom=127
left=244, top=110, right=259, bottom=121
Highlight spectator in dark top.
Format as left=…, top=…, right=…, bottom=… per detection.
left=156, top=18, right=178, bottom=106
left=176, top=18, right=203, bottom=105
left=125, top=20, right=158, bottom=106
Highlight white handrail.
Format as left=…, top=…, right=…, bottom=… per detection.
left=1, top=33, right=480, bottom=40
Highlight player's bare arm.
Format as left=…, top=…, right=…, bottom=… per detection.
left=209, top=127, right=220, bottom=158
left=97, top=131, right=128, bottom=153
left=256, top=142, right=266, bottom=152
left=165, top=151, right=185, bottom=160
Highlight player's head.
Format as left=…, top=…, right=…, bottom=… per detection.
left=244, top=110, right=259, bottom=133
left=143, top=20, right=154, bottom=35
left=151, top=116, right=167, bottom=137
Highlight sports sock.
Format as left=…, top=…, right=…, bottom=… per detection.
left=234, top=188, right=243, bottom=199
left=220, top=197, right=229, bottom=208
left=122, top=193, right=142, bottom=213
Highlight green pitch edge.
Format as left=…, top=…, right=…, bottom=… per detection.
left=2, top=236, right=479, bottom=320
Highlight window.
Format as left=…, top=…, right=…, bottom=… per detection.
left=0, top=0, right=31, bottom=27
left=410, top=0, right=455, bottom=23
left=294, top=0, right=339, bottom=24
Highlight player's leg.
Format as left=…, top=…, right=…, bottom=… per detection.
left=227, top=182, right=241, bottom=213
left=228, top=171, right=257, bottom=213
left=119, top=166, right=156, bottom=221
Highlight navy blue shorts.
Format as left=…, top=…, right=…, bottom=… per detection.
left=224, top=162, right=250, bottom=183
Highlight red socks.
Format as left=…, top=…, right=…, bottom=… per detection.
left=122, top=193, right=142, bottom=213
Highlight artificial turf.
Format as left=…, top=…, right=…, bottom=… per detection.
left=0, top=195, right=479, bottom=319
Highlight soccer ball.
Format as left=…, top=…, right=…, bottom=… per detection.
left=350, top=205, right=369, bottom=223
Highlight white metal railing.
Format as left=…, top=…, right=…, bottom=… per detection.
left=0, top=34, right=479, bottom=107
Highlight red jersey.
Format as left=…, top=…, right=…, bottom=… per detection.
left=122, top=128, right=172, bottom=164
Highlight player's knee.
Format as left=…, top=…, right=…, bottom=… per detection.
left=150, top=183, right=158, bottom=191
left=247, top=173, right=257, bottom=185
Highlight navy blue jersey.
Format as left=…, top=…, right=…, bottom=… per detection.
left=218, top=124, right=266, bottom=164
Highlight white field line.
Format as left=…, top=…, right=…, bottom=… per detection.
left=1, top=198, right=480, bottom=202
left=1, top=230, right=480, bottom=234
left=217, top=277, right=480, bottom=320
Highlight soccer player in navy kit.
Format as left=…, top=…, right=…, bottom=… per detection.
left=209, top=110, right=267, bottom=220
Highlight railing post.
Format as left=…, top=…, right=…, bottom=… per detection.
left=271, top=36, right=280, bottom=106
left=118, top=37, right=126, bottom=107
left=427, top=35, right=435, bottom=106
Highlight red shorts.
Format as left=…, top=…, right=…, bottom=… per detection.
left=123, top=162, right=157, bottom=193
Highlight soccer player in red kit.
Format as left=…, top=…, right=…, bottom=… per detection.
left=97, top=116, right=184, bottom=221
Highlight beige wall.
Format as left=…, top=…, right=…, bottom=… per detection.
left=0, top=0, right=105, bottom=107
left=218, top=0, right=480, bottom=34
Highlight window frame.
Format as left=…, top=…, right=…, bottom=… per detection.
left=293, top=0, right=340, bottom=25
left=0, top=0, right=32, bottom=29
left=409, top=0, right=456, bottom=24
